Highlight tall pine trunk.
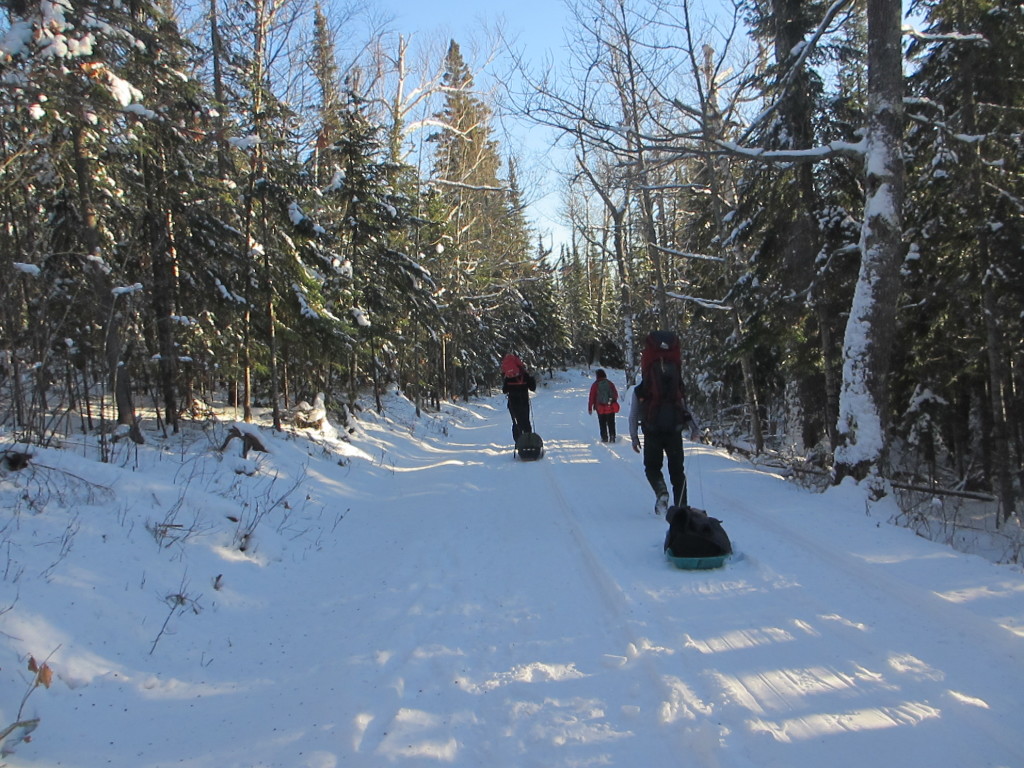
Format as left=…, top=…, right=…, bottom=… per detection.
left=982, top=272, right=1016, bottom=523
left=142, top=147, right=180, bottom=435
left=72, top=125, right=142, bottom=444
left=833, top=0, right=905, bottom=487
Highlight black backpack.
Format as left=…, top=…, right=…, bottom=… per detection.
left=664, top=506, right=732, bottom=558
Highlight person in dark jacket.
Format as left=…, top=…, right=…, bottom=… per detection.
left=587, top=369, right=620, bottom=442
left=501, top=354, right=537, bottom=442
left=628, top=331, right=700, bottom=516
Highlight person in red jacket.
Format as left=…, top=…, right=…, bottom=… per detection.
left=587, top=369, right=620, bottom=442
left=501, top=353, right=537, bottom=442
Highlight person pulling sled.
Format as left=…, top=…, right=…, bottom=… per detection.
left=629, top=330, right=700, bottom=516
left=501, top=354, right=542, bottom=459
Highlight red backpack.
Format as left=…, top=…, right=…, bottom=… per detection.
left=501, top=354, right=525, bottom=384
left=637, top=331, right=687, bottom=431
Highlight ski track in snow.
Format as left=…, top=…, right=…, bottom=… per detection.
left=333, top=380, right=745, bottom=768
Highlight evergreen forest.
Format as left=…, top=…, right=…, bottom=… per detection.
left=1, top=0, right=1021, bottom=520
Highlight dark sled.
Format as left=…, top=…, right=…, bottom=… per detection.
left=664, top=505, right=732, bottom=570
left=515, top=432, right=545, bottom=461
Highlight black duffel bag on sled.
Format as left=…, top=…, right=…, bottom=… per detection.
left=664, top=505, right=732, bottom=570
left=515, top=431, right=544, bottom=461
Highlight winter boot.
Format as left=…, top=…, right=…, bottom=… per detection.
left=655, top=492, right=670, bottom=516
left=653, top=478, right=670, bottom=516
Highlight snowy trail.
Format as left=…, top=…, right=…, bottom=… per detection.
left=336, top=386, right=692, bottom=767
left=326, top=373, right=1024, bottom=768
left=5, top=370, right=1024, bottom=768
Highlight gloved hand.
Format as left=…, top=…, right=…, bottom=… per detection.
left=632, top=437, right=641, bottom=453
left=588, top=407, right=593, bottom=415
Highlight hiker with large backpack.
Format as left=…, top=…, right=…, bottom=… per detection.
left=628, top=331, right=699, bottom=516
left=501, top=353, right=537, bottom=443
left=587, top=369, right=620, bottom=442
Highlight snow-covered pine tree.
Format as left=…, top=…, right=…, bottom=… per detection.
left=730, top=0, right=838, bottom=455
left=426, top=41, right=522, bottom=397
left=321, top=82, right=436, bottom=411
left=0, top=0, right=183, bottom=445
left=901, top=0, right=1024, bottom=519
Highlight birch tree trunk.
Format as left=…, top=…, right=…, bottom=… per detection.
left=576, top=156, right=637, bottom=385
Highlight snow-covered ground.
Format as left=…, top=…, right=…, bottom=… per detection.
left=2, top=368, right=1023, bottom=767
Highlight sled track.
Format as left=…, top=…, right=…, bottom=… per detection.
left=538, top=434, right=1024, bottom=765
left=537, top=455, right=736, bottom=768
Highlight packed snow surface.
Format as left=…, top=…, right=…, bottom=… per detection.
left=2, top=369, right=1023, bottom=767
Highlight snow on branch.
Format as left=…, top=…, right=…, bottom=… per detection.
left=0, top=20, right=33, bottom=58
left=666, top=292, right=733, bottom=311
left=902, top=26, right=988, bottom=45
left=985, top=183, right=1024, bottom=215
left=214, top=277, right=247, bottom=305
left=716, top=138, right=866, bottom=162
left=427, top=179, right=509, bottom=193
left=649, top=243, right=726, bottom=263
left=288, top=201, right=326, bottom=235
left=292, top=284, right=320, bottom=320
left=351, top=307, right=371, bottom=328
left=405, top=118, right=463, bottom=135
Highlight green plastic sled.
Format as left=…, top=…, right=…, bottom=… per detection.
left=665, top=549, right=730, bottom=570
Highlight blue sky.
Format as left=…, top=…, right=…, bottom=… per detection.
left=378, top=0, right=569, bottom=62
left=378, top=0, right=575, bottom=251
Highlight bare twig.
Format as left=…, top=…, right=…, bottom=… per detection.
left=2, top=645, right=61, bottom=756
left=149, top=576, right=201, bottom=655
left=0, top=717, right=40, bottom=751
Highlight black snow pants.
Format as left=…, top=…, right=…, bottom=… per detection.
left=642, top=428, right=687, bottom=507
